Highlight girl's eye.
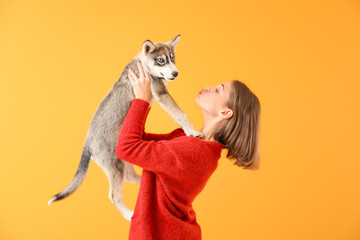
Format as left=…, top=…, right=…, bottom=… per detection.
left=215, top=88, right=219, bottom=93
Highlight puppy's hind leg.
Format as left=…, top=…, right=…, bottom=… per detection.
left=104, top=160, right=134, bottom=222
left=124, top=161, right=141, bottom=184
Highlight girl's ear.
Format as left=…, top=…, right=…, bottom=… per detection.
left=219, top=109, right=233, bottom=119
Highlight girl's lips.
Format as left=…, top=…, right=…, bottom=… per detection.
left=199, top=89, right=204, bottom=95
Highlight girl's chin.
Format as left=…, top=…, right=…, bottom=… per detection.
left=195, top=99, right=204, bottom=111
left=195, top=97, right=201, bottom=105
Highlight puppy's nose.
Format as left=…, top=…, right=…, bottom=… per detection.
left=172, top=71, right=179, bottom=77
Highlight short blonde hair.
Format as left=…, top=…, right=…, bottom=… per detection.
left=213, top=80, right=261, bottom=170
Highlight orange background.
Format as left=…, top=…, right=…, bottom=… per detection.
left=1, top=0, right=359, bottom=239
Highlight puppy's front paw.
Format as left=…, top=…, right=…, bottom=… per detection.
left=127, top=210, right=134, bottom=222
left=184, top=128, right=203, bottom=139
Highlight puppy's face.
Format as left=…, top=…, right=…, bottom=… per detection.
left=141, top=35, right=180, bottom=81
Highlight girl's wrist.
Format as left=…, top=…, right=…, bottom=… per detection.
left=137, top=96, right=151, bottom=103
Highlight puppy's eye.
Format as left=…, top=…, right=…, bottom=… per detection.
left=171, top=56, right=175, bottom=62
left=157, top=58, right=164, bottom=63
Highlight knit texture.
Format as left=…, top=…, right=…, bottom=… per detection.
left=116, top=98, right=224, bottom=240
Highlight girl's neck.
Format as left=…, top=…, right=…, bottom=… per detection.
left=199, top=113, right=222, bottom=141
left=199, top=126, right=214, bottom=141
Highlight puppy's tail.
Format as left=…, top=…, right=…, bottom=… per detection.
left=48, top=146, right=91, bottom=206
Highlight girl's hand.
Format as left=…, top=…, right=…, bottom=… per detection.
left=128, top=62, right=153, bottom=103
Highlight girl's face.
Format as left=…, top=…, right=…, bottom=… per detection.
left=195, top=80, right=233, bottom=117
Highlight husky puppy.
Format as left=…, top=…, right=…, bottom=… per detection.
left=48, top=35, right=201, bottom=221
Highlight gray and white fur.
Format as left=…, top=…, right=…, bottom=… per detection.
left=48, top=35, right=201, bottom=221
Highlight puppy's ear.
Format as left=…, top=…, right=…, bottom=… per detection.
left=167, top=34, right=181, bottom=50
left=142, top=40, right=156, bottom=54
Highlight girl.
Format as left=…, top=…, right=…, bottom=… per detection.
left=116, top=62, right=261, bottom=240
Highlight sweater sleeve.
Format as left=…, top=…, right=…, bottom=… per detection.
left=142, top=128, right=184, bottom=141
left=115, top=99, right=184, bottom=174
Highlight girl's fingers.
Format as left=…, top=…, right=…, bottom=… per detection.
left=128, top=74, right=137, bottom=86
left=129, top=65, right=150, bottom=83
left=139, top=62, right=150, bottom=82
left=127, top=73, right=133, bottom=82
left=128, top=69, right=138, bottom=82
left=145, top=70, right=150, bottom=81
left=137, top=62, right=146, bottom=80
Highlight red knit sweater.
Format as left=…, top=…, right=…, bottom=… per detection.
left=115, top=99, right=224, bottom=240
